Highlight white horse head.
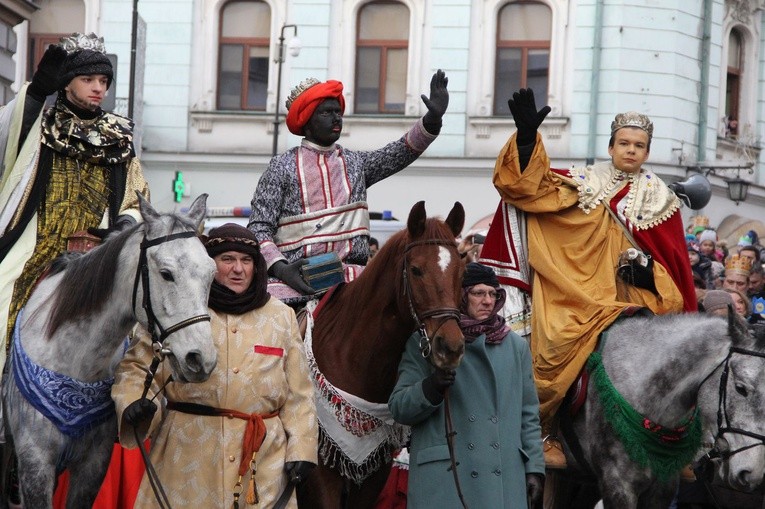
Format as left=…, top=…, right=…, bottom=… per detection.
left=133, top=193, right=217, bottom=382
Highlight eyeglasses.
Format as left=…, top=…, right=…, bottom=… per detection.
left=468, top=289, right=499, bottom=300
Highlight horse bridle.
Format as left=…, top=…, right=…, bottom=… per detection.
left=401, top=239, right=462, bottom=359
left=402, top=238, right=469, bottom=509
left=711, top=346, right=765, bottom=457
left=695, top=345, right=765, bottom=499
left=130, top=229, right=212, bottom=509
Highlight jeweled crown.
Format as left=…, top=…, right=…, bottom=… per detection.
left=285, top=78, right=320, bottom=110
left=59, top=32, right=107, bottom=54
left=611, top=111, right=654, bottom=140
left=725, top=254, right=753, bottom=275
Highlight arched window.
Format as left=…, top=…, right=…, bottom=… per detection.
left=494, top=1, right=551, bottom=116
left=217, top=0, right=270, bottom=111
left=355, top=1, right=409, bottom=114
left=725, top=29, right=743, bottom=137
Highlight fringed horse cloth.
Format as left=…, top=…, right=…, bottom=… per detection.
left=304, top=300, right=409, bottom=485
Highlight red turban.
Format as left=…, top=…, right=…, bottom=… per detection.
left=285, top=80, right=345, bottom=135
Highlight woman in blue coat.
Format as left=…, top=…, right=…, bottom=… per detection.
left=389, top=262, right=545, bottom=508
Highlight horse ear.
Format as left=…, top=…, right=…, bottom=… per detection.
left=137, top=191, right=161, bottom=224
left=407, top=201, right=427, bottom=238
left=185, top=194, right=209, bottom=230
left=445, top=202, right=465, bottom=238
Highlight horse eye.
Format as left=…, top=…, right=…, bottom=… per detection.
left=160, top=269, right=175, bottom=282
left=411, top=266, right=424, bottom=277
left=735, top=383, right=749, bottom=397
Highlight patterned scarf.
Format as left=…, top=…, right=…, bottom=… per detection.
left=41, top=97, right=134, bottom=165
left=458, top=287, right=510, bottom=344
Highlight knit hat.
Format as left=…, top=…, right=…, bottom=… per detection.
left=703, top=290, right=734, bottom=314
left=462, top=262, right=499, bottom=288
left=58, top=33, right=113, bottom=90
left=699, top=229, right=717, bottom=244
left=202, top=223, right=260, bottom=258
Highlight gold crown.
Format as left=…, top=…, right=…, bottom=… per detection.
left=285, top=78, right=320, bottom=110
left=611, top=111, right=653, bottom=139
left=693, top=215, right=710, bottom=227
left=59, top=32, right=107, bottom=54
left=725, top=254, right=753, bottom=275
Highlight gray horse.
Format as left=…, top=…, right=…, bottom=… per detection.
left=1, top=193, right=217, bottom=508
left=559, top=309, right=765, bottom=508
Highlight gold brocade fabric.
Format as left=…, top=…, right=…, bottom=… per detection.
left=493, top=134, right=684, bottom=427
left=7, top=155, right=109, bottom=342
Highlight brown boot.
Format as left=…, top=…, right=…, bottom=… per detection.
left=543, top=435, right=567, bottom=469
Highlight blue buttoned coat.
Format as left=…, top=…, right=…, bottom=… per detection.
left=389, top=330, right=544, bottom=508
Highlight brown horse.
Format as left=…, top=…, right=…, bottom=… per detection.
left=298, top=201, right=466, bottom=509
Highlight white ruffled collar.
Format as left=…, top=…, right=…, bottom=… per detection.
left=567, top=161, right=680, bottom=230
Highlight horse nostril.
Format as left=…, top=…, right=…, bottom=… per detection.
left=736, top=469, right=753, bottom=488
left=185, top=350, right=203, bottom=374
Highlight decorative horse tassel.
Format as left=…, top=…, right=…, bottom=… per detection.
left=245, top=453, right=258, bottom=504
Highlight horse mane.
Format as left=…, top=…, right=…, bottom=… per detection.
left=46, top=214, right=195, bottom=337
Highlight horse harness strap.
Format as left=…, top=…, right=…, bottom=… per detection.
left=166, top=401, right=278, bottom=508
left=713, top=346, right=765, bottom=458
left=131, top=230, right=211, bottom=350
left=401, top=239, right=461, bottom=358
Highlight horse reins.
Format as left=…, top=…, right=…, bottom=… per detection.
left=402, top=239, right=468, bottom=509
left=129, top=230, right=212, bottom=509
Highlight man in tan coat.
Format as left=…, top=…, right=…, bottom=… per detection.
left=112, top=224, right=317, bottom=508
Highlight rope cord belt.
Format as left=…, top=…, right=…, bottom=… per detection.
left=587, top=352, right=702, bottom=481
left=167, top=401, right=278, bottom=507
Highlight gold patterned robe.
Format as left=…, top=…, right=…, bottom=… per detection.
left=112, top=297, right=318, bottom=509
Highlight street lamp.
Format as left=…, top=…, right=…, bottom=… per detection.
left=272, top=24, right=301, bottom=156
left=725, top=177, right=750, bottom=204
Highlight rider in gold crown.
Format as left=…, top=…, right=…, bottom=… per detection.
left=493, top=89, right=698, bottom=467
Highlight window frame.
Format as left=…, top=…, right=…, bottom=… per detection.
left=216, top=1, right=271, bottom=112
left=493, top=1, right=551, bottom=116
left=354, top=1, right=410, bottom=115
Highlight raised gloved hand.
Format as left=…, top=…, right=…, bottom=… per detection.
left=526, top=473, right=545, bottom=509
left=285, top=461, right=315, bottom=484
left=421, top=368, right=456, bottom=405
left=28, top=45, right=68, bottom=101
left=123, top=398, right=157, bottom=430
left=508, top=88, right=551, bottom=146
left=617, top=249, right=657, bottom=293
left=421, top=69, right=449, bottom=135
left=87, top=215, right=136, bottom=241
left=269, top=259, right=314, bottom=294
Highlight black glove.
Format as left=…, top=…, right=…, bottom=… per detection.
left=421, top=368, right=456, bottom=405
left=28, top=45, right=68, bottom=101
left=87, top=215, right=136, bottom=240
left=123, top=398, right=157, bottom=429
left=526, top=473, right=545, bottom=509
left=421, top=69, right=449, bottom=135
left=507, top=88, right=551, bottom=146
left=617, top=249, right=657, bottom=293
left=285, top=461, right=315, bottom=484
left=269, top=259, right=315, bottom=294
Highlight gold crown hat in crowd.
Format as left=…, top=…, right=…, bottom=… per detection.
left=611, top=111, right=654, bottom=140
left=725, top=253, right=753, bottom=276
left=285, top=77, right=320, bottom=110
left=693, top=215, right=710, bottom=228
left=59, top=32, right=107, bottom=54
